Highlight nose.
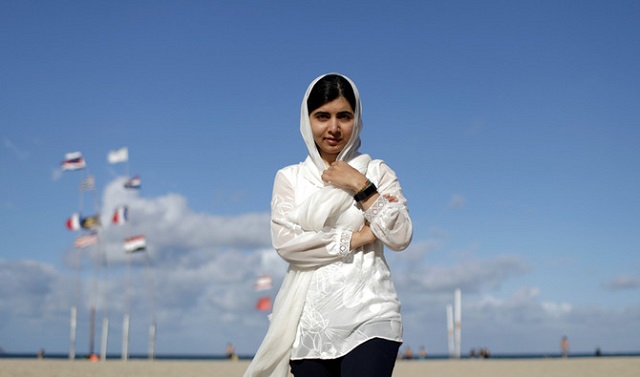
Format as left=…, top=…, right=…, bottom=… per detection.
left=328, top=117, right=340, bottom=133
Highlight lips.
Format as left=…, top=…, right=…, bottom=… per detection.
left=324, top=137, right=341, bottom=146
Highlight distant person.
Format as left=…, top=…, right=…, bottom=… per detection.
left=418, top=346, right=427, bottom=359
left=561, top=336, right=569, bottom=358
left=226, top=342, right=237, bottom=361
left=403, top=346, right=413, bottom=360
left=37, top=348, right=45, bottom=359
left=243, top=73, right=413, bottom=377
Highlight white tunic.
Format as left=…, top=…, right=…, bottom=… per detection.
left=243, top=73, right=412, bottom=377
left=271, top=157, right=412, bottom=360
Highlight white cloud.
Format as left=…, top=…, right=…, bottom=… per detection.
left=95, top=178, right=271, bottom=265
left=603, top=275, right=640, bottom=291
left=0, top=259, right=70, bottom=318
left=391, top=254, right=530, bottom=294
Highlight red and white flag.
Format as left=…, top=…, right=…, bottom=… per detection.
left=256, top=296, right=272, bottom=312
left=255, top=275, right=273, bottom=291
left=61, top=152, right=86, bottom=171
left=66, top=213, right=82, bottom=231
left=112, top=206, right=128, bottom=225
left=74, top=232, right=97, bottom=248
left=124, top=235, right=146, bottom=253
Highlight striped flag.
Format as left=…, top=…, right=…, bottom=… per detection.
left=80, top=176, right=95, bottom=191
left=112, top=206, right=128, bottom=225
left=66, top=213, right=82, bottom=231
left=124, top=235, right=146, bottom=253
left=108, top=147, right=128, bottom=164
left=124, top=175, right=141, bottom=189
left=61, top=152, right=86, bottom=171
left=75, top=232, right=97, bottom=248
left=255, top=275, right=273, bottom=291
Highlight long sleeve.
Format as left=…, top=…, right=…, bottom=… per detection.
left=271, top=169, right=353, bottom=269
left=364, top=160, right=413, bottom=251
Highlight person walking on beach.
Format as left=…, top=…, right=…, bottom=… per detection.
left=561, top=336, right=569, bottom=358
left=243, top=73, right=413, bottom=377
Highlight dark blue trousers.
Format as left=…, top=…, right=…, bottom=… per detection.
left=289, top=338, right=401, bottom=377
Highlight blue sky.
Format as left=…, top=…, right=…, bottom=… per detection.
left=1, top=0, right=639, bottom=357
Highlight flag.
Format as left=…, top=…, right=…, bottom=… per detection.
left=80, top=176, right=95, bottom=191
left=255, top=275, right=272, bottom=291
left=66, top=213, right=82, bottom=231
left=81, top=215, right=101, bottom=230
left=61, top=152, right=86, bottom=171
left=124, top=235, right=146, bottom=253
left=256, top=296, right=272, bottom=312
left=124, top=175, right=141, bottom=189
left=112, top=206, right=128, bottom=225
left=108, top=147, right=128, bottom=164
left=74, top=232, right=97, bottom=248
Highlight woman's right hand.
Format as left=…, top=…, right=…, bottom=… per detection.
left=350, top=224, right=377, bottom=250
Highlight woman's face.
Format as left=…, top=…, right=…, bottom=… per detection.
left=309, top=96, right=355, bottom=164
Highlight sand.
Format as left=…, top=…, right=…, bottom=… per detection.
left=1, top=357, right=638, bottom=377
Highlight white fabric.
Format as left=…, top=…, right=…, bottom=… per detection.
left=243, top=73, right=412, bottom=377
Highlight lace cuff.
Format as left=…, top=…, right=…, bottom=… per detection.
left=328, top=229, right=353, bottom=256
left=363, top=195, right=389, bottom=224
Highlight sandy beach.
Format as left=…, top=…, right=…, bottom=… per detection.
left=1, top=357, right=638, bottom=377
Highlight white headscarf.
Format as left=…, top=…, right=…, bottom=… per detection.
left=300, top=73, right=364, bottom=173
left=291, top=73, right=372, bottom=232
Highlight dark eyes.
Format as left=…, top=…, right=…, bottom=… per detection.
left=314, top=112, right=331, bottom=120
left=313, top=112, right=354, bottom=121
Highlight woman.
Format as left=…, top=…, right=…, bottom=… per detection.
left=244, top=73, right=412, bottom=377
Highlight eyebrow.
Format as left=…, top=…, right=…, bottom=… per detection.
left=312, top=110, right=353, bottom=116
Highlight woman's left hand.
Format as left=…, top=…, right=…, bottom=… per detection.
left=321, top=161, right=368, bottom=192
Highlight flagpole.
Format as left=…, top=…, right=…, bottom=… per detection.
left=69, top=306, right=77, bottom=360
left=100, top=317, right=109, bottom=361
left=83, top=170, right=100, bottom=359
left=77, top=165, right=96, bottom=358
left=148, top=322, right=156, bottom=360
left=123, top=251, right=131, bottom=361
left=122, top=312, right=130, bottom=361
left=69, top=158, right=84, bottom=361
left=69, top=225, right=83, bottom=360
left=446, top=304, right=454, bottom=358
left=107, top=146, right=140, bottom=362
left=97, top=230, right=110, bottom=362
left=121, top=198, right=132, bottom=362
left=454, top=289, right=462, bottom=359
left=87, top=174, right=111, bottom=362
left=143, top=251, right=157, bottom=360
left=61, top=152, right=89, bottom=361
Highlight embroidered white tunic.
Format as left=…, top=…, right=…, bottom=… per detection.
left=272, top=157, right=412, bottom=359
left=243, top=73, right=412, bottom=377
